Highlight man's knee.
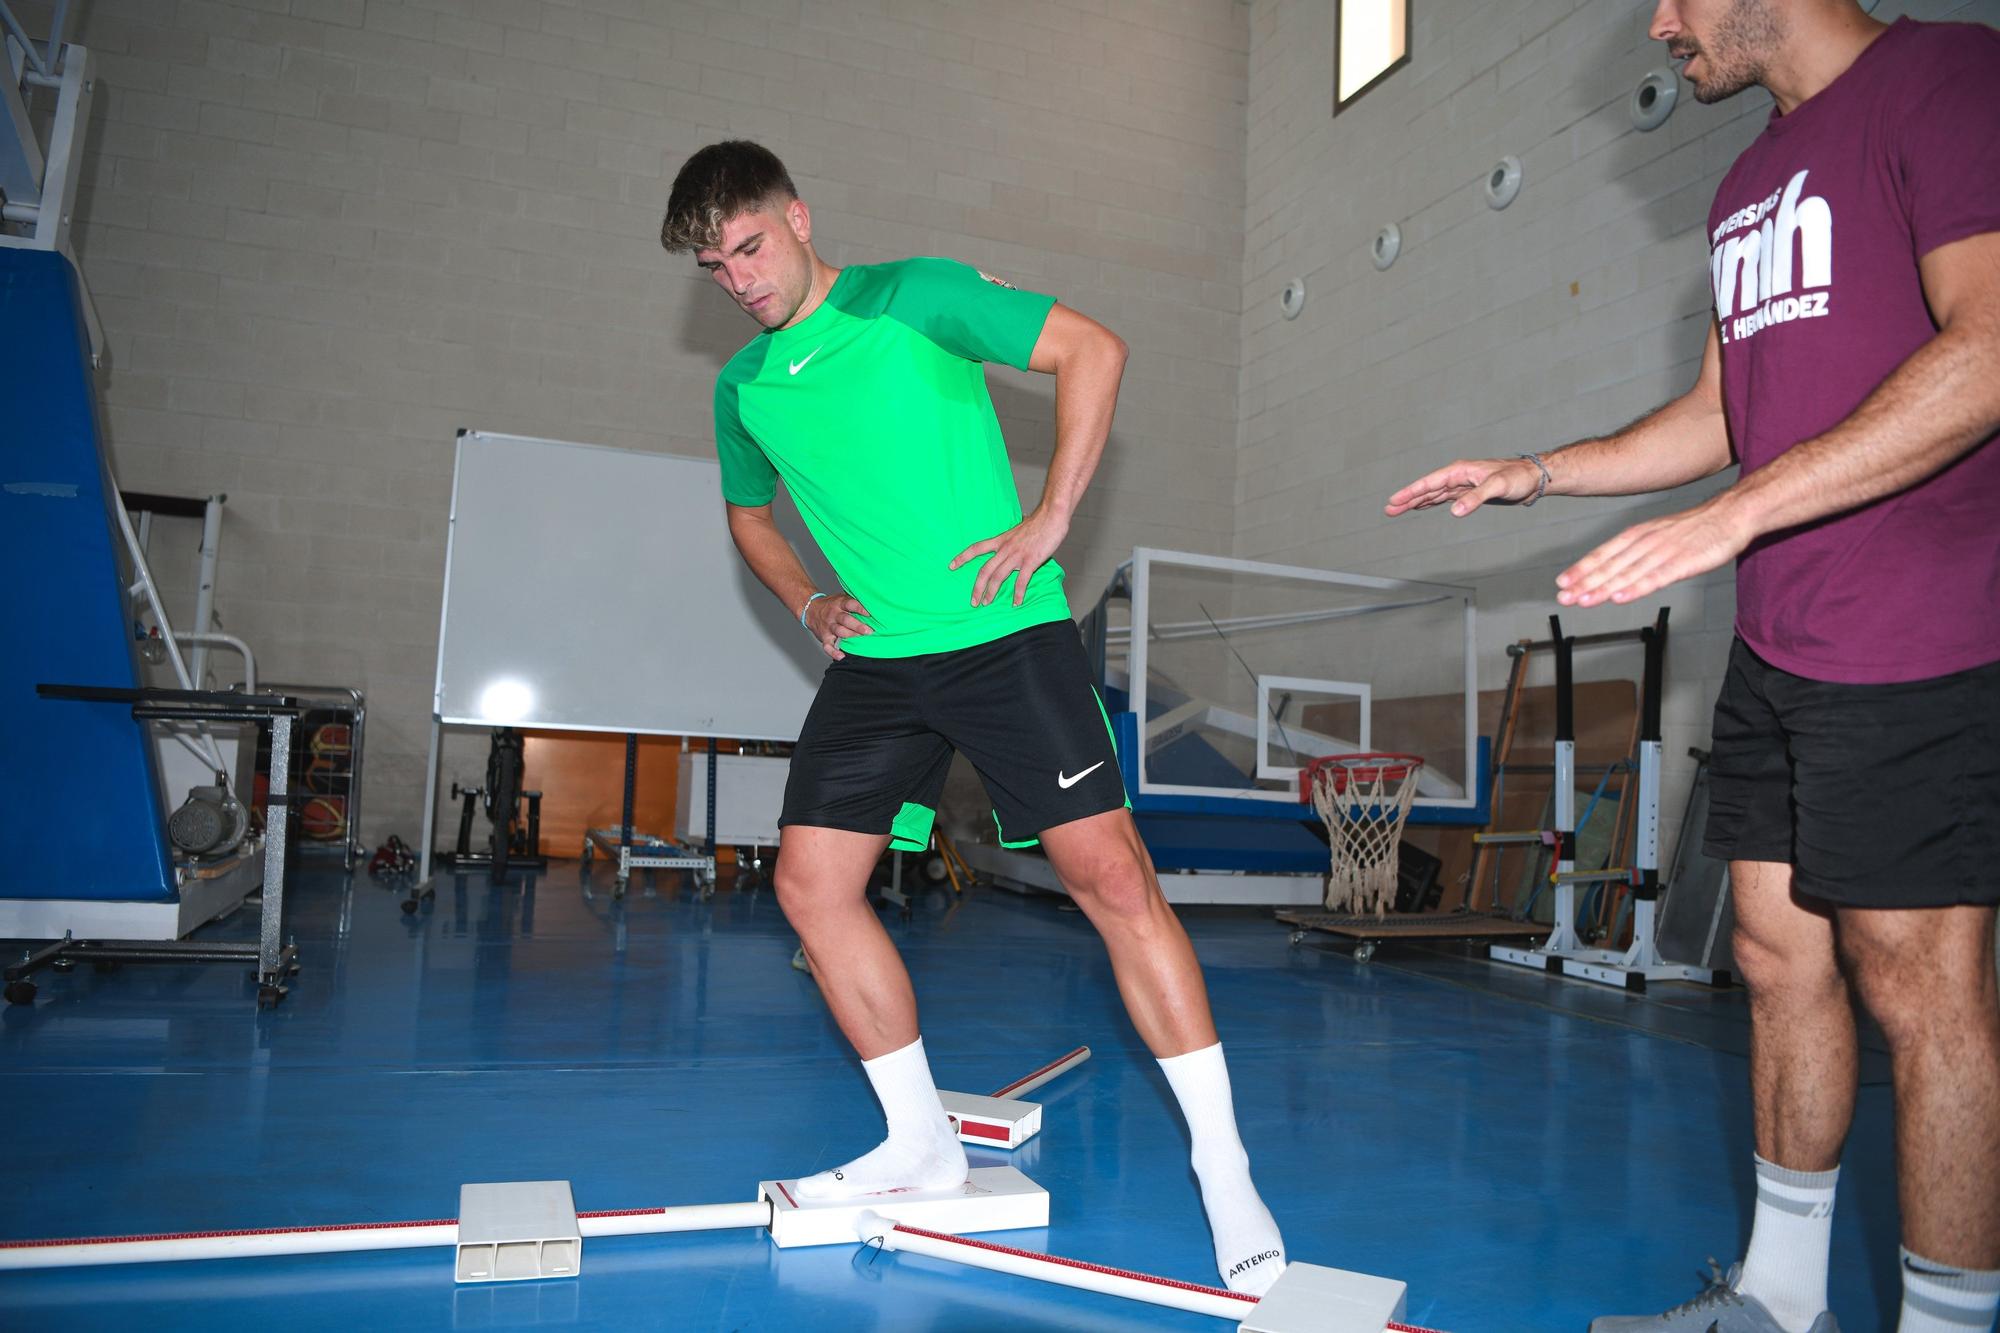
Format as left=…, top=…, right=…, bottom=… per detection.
left=1838, top=907, right=1993, bottom=1044
left=1730, top=862, right=1841, bottom=999
left=1064, top=848, right=1155, bottom=919
left=1733, top=919, right=1842, bottom=997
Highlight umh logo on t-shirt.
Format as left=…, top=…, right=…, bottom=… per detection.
left=1709, top=169, right=1832, bottom=344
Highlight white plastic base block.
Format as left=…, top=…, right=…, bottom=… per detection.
left=455, top=1181, right=583, bottom=1284
left=760, top=1165, right=1048, bottom=1249
left=939, top=1090, right=1042, bottom=1148
left=1237, top=1262, right=1408, bottom=1332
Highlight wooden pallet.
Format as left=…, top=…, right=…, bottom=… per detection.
left=1278, top=910, right=1548, bottom=960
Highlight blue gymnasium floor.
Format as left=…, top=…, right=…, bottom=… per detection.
left=1, top=858, right=1901, bottom=1332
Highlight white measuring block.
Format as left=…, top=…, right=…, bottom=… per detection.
left=1236, top=1261, right=1408, bottom=1332
left=761, top=1165, right=1048, bottom=1249
left=940, top=1090, right=1042, bottom=1148
left=455, top=1181, right=582, bottom=1284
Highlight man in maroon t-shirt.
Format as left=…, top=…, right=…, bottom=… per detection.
left=1388, top=3, right=2000, bottom=1331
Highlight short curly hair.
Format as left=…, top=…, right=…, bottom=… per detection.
left=660, top=141, right=799, bottom=253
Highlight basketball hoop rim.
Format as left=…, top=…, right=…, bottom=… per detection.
left=1299, top=752, right=1426, bottom=801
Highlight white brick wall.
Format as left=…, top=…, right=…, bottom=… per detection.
left=56, top=0, right=1250, bottom=842
left=1239, top=0, right=2000, bottom=871
left=50, top=0, right=1994, bottom=860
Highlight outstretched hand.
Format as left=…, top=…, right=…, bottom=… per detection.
left=1384, top=457, right=1544, bottom=517
left=1557, top=500, right=1752, bottom=607
left=804, top=594, right=874, bottom=660
left=950, top=507, right=1070, bottom=607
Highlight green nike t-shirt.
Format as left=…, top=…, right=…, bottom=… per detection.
left=713, top=257, right=1073, bottom=658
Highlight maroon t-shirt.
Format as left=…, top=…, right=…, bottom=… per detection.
left=1707, top=17, right=2000, bottom=684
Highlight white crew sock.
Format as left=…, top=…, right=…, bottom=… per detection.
left=1898, top=1248, right=2000, bottom=1333
left=1735, top=1153, right=1838, bottom=1332
left=795, top=1036, right=967, bottom=1201
left=1157, top=1042, right=1286, bottom=1296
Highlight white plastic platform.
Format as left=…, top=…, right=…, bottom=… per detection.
left=1240, top=1261, right=1408, bottom=1332
left=939, top=1090, right=1041, bottom=1148
left=455, top=1181, right=581, bottom=1283
left=761, top=1165, right=1048, bottom=1248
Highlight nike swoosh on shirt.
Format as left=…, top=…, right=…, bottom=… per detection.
left=789, top=346, right=822, bottom=374
left=1057, top=762, right=1105, bottom=789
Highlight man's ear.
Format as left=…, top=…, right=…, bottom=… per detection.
left=786, top=196, right=813, bottom=246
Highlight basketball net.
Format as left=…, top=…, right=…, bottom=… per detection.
left=1303, top=754, right=1424, bottom=916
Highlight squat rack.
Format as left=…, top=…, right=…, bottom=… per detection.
left=1486, top=608, right=1728, bottom=992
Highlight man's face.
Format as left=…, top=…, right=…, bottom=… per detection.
left=694, top=200, right=815, bottom=330
left=1650, top=0, right=1788, bottom=103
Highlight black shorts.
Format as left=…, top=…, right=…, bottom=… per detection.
left=1703, top=637, right=2000, bottom=908
left=780, top=619, right=1128, bottom=851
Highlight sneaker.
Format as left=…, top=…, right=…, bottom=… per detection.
left=1589, top=1260, right=1841, bottom=1332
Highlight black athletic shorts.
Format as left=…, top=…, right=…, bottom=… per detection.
left=1702, top=636, right=2000, bottom=908
left=780, top=619, right=1129, bottom=851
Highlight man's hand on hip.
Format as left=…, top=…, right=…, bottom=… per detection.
left=950, top=507, right=1070, bottom=607
left=1385, top=457, right=1546, bottom=517
left=805, top=594, right=874, bottom=660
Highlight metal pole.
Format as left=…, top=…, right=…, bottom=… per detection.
left=620, top=733, right=637, bottom=853
left=260, top=713, right=292, bottom=981
left=188, top=495, right=223, bottom=687
left=705, top=737, right=717, bottom=857
left=418, top=717, right=443, bottom=883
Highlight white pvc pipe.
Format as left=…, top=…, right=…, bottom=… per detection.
left=578, top=1202, right=771, bottom=1238
left=859, top=1214, right=1258, bottom=1322
left=989, top=1046, right=1091, bottom=1101
left=0, top=1221, right=461, bottom=1270
left=0, top=1201, right=773, bottom=1272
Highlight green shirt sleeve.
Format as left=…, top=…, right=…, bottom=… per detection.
left=715, top=345, right=778, bottom=507
left=886, top=257, right=1058, bottom=371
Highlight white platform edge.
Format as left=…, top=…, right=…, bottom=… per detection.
left=938, top=1090, right=1042, bottom=1148
left=455, top=1181, right=582, bottom=1284
left=761, top=1165, right=1049, bottom=1249
left=1237, top=1261, right=1408, bottom=1333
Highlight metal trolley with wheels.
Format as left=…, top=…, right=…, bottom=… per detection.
left=13, top=685, right=306, bottom=1008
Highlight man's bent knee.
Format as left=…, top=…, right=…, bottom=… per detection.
left=1066, top=857, right=1156, bottom=920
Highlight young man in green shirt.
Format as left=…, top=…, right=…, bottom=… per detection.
left=661, top=141, right=1287, bottom=1296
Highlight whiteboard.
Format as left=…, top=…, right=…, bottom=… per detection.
left=432, top=430, right=830, bottom=740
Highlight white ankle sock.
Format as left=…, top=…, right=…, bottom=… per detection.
left=795, top=1036, right=967, bottom=1201
left=1157, top=1042, right=1286, bottom=1295
left=1736, top=1153, right=1838, bottom=1332
left=1898, top=1248, right=2000, bottom=1333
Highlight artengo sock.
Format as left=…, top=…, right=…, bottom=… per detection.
left=796, top=1036, right=967, bottom=1201
left=1157, top=1042, right=1287, bottom=1295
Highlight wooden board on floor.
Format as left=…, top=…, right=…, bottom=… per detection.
left=1277, top=910, right=1548, bottom=942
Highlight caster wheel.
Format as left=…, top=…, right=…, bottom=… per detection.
left=4, top=980, right=36, bottom=1006
left=1354, top=943, right=1377, bottom=963
left=920, top=855, right=949, bottom=884
left=1289, top=930, right=1307, bottom=946
left=51, top=958, right=76, bottom=973
left=400, top=897, right=418, bottom=915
